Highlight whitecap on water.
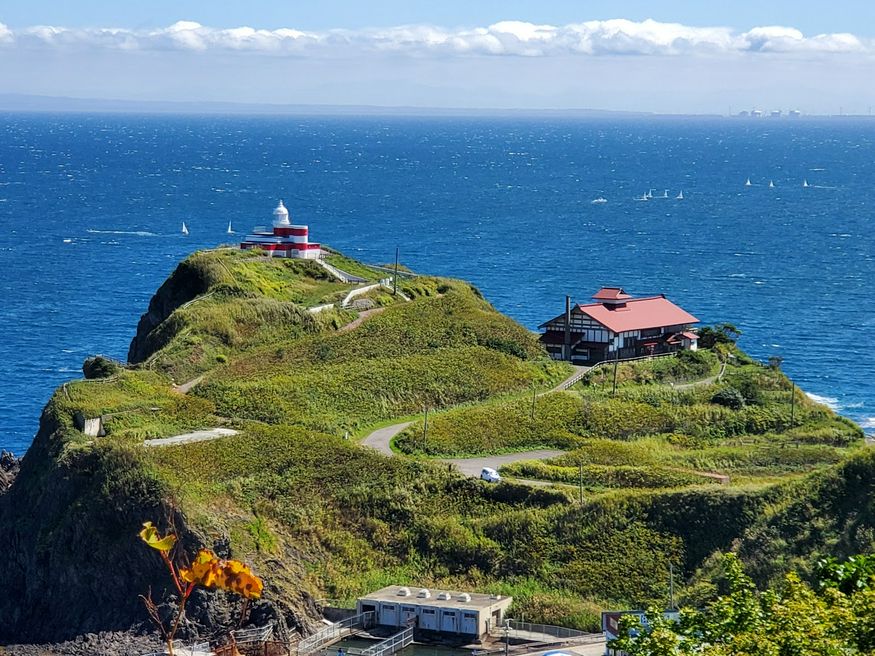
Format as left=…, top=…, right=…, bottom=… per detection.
left=87, top=229, right=158, bottom=237
left=860, top=417, right=875, bottom=429
left=806, top=392, right=841, bottom=412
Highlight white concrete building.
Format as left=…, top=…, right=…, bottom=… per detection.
left=356, top=586, right=512, bottom=639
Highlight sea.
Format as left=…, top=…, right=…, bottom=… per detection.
left=1, top=112, right=874, bottom=454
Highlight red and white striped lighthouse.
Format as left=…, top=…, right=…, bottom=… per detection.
left=239, top=201, right=322, bottom=259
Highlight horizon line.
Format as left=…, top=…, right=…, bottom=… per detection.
left=1, top=93, right=874, bottom=119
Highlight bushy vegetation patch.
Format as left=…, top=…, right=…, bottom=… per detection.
left=217, top=285, right=556, bottom=381
left=322, top=253, right=382, bottom=281
left=58, top=370, right=219, bottom=443
left=395, top=392, right=586, bottom=456
left=143, top=425, right=714, bottom=622
left=199, top=347, right=559, bottom=435
left=502, top=460, right=714, bottom=489
left=585, top=350, right=718, bottom=386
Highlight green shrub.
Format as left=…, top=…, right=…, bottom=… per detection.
left=502, top=460, right=714, bottom=489
left=395, top=392, right=585, bottom=456
left=712, top=387, right=746, bottom=410
left=83, top=356, right=122, bottom=379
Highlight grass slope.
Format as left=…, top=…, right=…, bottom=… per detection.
left=8, top=247, right=872, bottom=640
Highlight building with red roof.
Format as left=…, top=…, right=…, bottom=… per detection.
left=539, top=287, right=699, bottom=365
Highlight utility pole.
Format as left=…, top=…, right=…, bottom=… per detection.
left=612, top=343, right=620, bottom=397
left=422, top=406, right=429, bottom=451
left=393, top=246, right=399, bottom=296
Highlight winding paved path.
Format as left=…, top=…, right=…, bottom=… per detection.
left=360, top=418, right=565, bottom=481
left=359, top=367, right=589, bottom=478
left=358, top=363, right=732, bottom=483
left=362, top=421, right=412, bottom=456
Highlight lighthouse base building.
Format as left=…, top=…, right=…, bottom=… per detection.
left=239, top=200, right=322, bottom=259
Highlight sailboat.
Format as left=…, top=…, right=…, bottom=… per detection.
left=635, top=192, right=649, bottom=201
left=769, top=180, right=775, bottom=188
left=181, top=222, right=189, bottom=235
left=661, top=189, right=669, bottom=199
left=227, top=220, right=234, bottom=234
left=591, top=197, right=608, bottom=205
left=676, top=190, right=684, bottom=200
left=745, top=178, right=752, bottom=187
left=646, top=189, right=654, bottom=199
left=803, top=179, right=809, bottom=188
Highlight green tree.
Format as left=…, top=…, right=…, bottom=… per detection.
left=699, top=323, right=742, bottom=349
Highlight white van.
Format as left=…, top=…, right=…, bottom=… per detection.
left=480, top=467, right=501, bottom=483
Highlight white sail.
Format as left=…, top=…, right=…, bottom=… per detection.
left=227, top=220, right=234, bottom=234
left=803, top=179, right=809, bottom=188
left=676, top=190, right=684, bottom=200
left=182, top=222, right=189, bottom=235
left=745, top=177, right=752, bottom=187
left=661, top=189, right=669, bottom=198
left=769, top=180, right=775, bottom=188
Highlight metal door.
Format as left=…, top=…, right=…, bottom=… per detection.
left=461, top=612, right=478, bottom=634
left=440, top=610, right=457, bottom=633
left=380, top=603, right=399, bottom=627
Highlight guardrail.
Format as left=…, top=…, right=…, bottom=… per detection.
left=360, top=627, right=414, bottom=656
left=140, top=641, right=212, bottom=656
left=502, top=619, right=593, bottom=640
left=297, top=612, right=375, bottom=655
left=232, top=622, right=275, bottom=644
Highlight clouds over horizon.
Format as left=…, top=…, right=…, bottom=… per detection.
left=0, top=17, right=870, bottom=58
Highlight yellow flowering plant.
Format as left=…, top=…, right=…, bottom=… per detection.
left=138, top=521, right=264, bottom=655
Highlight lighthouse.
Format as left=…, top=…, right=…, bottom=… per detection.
left=239, top=201, right=322, bottom=259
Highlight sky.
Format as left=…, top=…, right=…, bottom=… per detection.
left=1, top=0, right=875, bottom=114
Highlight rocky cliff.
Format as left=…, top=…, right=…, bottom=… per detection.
left=126, top=253, right=221, bottom=364
left=0, top=408, right=317, bottom=643
left=0, top=449, right=19, bottom=493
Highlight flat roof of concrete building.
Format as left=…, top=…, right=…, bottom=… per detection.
left=359, top=586, right=511, bottom=611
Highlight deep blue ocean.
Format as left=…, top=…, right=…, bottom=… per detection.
left=1, top=113, right=873, bottom=454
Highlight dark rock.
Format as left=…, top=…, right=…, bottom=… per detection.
left=3, top=630, right=162, bottom=656
left=0, top=450, right=20, bottom=493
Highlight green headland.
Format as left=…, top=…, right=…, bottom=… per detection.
left=1, top=247, right=872, bottom=646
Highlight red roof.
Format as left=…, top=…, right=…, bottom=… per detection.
left=592, top=287, right=632, bottom=301
left=578, top=296, right=698, bottom=333
left=681, top=331, right=699, bottom=340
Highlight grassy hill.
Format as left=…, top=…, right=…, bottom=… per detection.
left=0, top=247, right=870, bottom=644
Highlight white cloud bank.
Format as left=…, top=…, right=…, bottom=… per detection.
left=0, top=18, right=869, bottom=57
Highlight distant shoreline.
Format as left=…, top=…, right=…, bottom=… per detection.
left=2, top=93, right=874, bottom=120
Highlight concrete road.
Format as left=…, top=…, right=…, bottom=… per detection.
left=143, top=427, right=238, bottom=448
left=361, top=421, right=413, bottom=456
left=446, top=450, right=566, bottom=477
